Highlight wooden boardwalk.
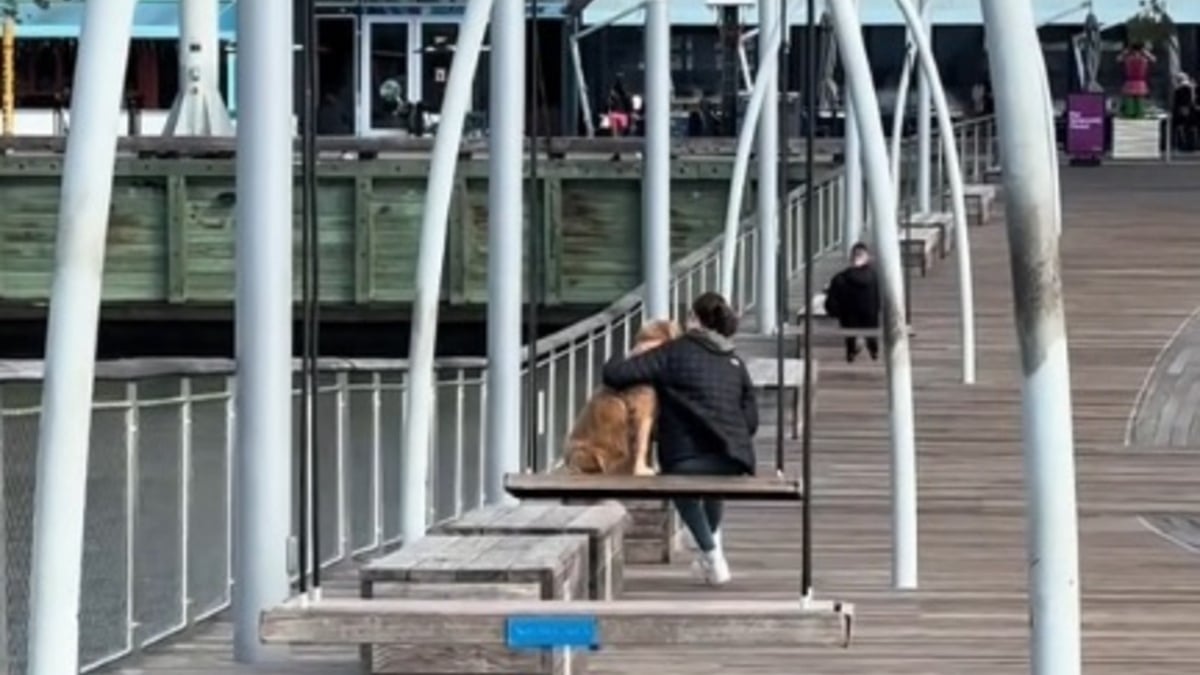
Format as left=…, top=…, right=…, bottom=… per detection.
left=101, top=165, right=1200, bottom=674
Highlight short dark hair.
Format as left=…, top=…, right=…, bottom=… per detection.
left=691, top=292, right=738, bottom=337
left=851, top=242, right=870, bottom=257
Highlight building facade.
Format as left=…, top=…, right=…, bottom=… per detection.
left=3, top=0, right=1199, bottom=136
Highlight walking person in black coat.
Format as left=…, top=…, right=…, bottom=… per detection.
left=601, top=292, right=757, bottom=586
left=824, top=242, right=882, bottom=362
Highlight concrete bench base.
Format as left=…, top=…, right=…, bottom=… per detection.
left=436, top=501, right=631, bottom=600
left=562, top=498, right=675, bottom=565
left=359, top=534, right=589, bottom=674
left=951, top=184, right=998, bottom=225
left=900, top=225, right=942, bottom=277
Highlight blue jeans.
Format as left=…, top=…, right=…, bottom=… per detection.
left=667, top=455, right=743, bottom=553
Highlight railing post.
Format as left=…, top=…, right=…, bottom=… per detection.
left=26, top=3, right=139, bottom=673
left=453, top=369, right=467, bottom=517
left=336, top=372, right=350, bottom=561
left=179, top=377, right=194, bottom=626
left=223, top=375, right=235, bottom=605
left=125, top=382, right=142, bottom=654
left=371, top=372, right=383, bottom=550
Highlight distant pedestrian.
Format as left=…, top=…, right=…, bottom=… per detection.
left=823, top=242, right=881, bottom=363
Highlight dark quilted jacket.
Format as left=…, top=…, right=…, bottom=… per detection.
left=601, top=329, right=758, bottom=474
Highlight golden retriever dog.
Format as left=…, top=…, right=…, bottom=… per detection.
left=560, top=319, right=680, bottom=476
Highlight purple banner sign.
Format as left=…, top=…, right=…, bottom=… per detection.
left=1067, top=93, right=1106, bottom=159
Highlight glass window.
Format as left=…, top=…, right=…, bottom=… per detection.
left=368, top=21, right=410, bottom=131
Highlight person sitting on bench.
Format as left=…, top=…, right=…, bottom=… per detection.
left=824, top=242, right=882, bottom=363
left=601, top=292, right=757, bottom=586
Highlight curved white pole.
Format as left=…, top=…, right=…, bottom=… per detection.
left=756, top=0, right=780, bottom=332
left=915, top=0, right=932, bottom=211
left=1039, top=64, right=1062, bottom=235
left=889, top=40, right=915, bottom=203
left=26, top=2, right=139, bottom=672
left=982, top=1, right=1081, bottom=672
left=893, top=0, right=975, bottom=384
left=718, top=20, right=784, bottom=302
left=827, top=0, right=919, bottom=590
left=843, top=1, right=863, bottom=253
left=402, top=0, right=494, bottom=545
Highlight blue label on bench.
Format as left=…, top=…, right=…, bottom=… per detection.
left=506, top=616, right=600, bottom=651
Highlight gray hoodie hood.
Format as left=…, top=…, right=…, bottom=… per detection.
left=686, top=327, right=736, bottom=354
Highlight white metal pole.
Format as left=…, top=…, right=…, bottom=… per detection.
left=827, top=0, right=919, bottom=590
left=893, top=0, right=975, bottom=384
left=402, top=0, right=495, bottom=544
left=232, top=0, right=292, bottom=662
left=1038, top=62, right=1062, bottom=235
left=718, top=19, right=785, bottom=301
left=756, top=0, right=780, bottom=332
left=889, top=40, right=914, bottom=201
left=568, top=37, right=595, bottom=137
left=915, top=0, right=932, bottom=212
left=164, top=0, right=234, bottom=136
left=485, top=0, right=524, bottom=504
left=843, top=0, right=863, bottom=250
left=643, top=0, right=671, bottom=319
left=25, top=3, right=138, bottom=674
left=981, top=1, right=1081, bottom=672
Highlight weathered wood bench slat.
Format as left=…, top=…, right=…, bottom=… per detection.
left=505, top=473, right=803, bottom=501
left=261, top=597, right=855, bottom=648
left=358, top=534, right=590, bottom=675
left=436, top=502, right=630, bottom=600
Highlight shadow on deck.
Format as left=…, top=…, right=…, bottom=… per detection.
left=101, top=165, right=1200, bottom=674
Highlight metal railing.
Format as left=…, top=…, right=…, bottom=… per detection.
left=0, top=114, right=998, bottom=674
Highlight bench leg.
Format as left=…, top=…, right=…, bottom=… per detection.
left=793, top=388, right=801, bottom=439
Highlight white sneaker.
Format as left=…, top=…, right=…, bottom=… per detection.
left=690, top=549, right=732, bottom=586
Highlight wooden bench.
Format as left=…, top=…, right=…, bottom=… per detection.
left=899, top=225, right=941, bottom=277
left=436, top=502, right=631, bottom=600
left=745, top=356, right=812, bottom=439
left=955, top=184, right=997, bottom=225
left=512, top=475, right=804, bottom=567
left=904, top=211, right=953, bottom=257
left=508, top=474, right=803, bottom=501
left=262, top=597, right=856, bottom=652
left=359, top=534, right=590, bottom=674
